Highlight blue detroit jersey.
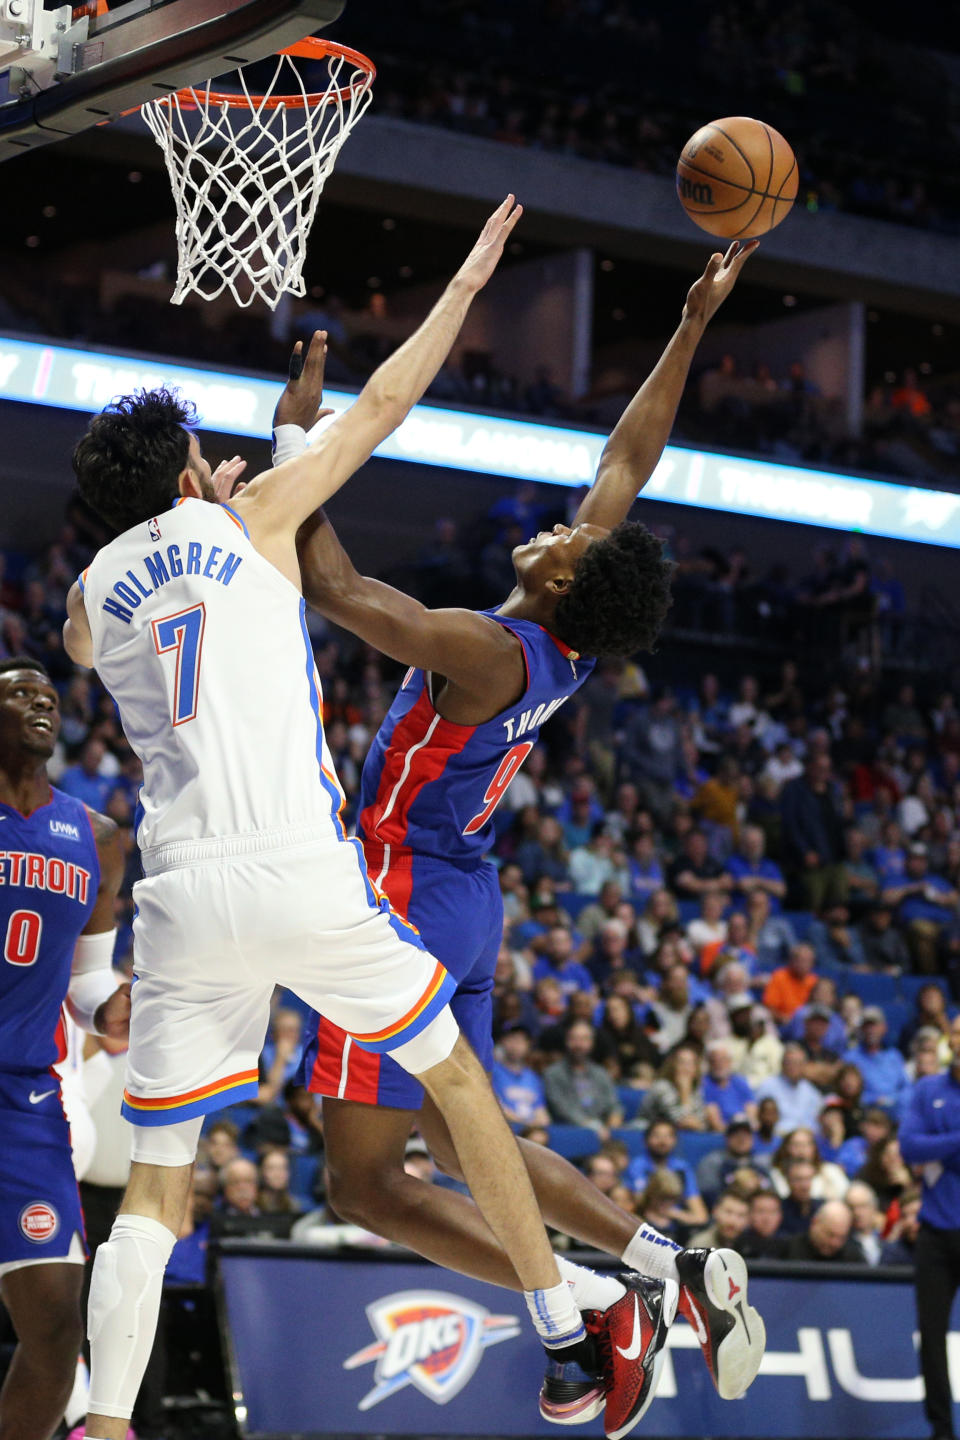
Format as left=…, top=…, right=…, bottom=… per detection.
left=0, top=788, right=99, bottom=1074
left=358, top=612, right=596, bottom=866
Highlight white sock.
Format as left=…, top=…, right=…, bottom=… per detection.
left=87, top=1212, right=176, bottom=1420
left=622, top=1221, right=682, bottom=1283
left=524, top=1280, right=586, bottom=1349
left=557, top=1256, right=626, bottom=1312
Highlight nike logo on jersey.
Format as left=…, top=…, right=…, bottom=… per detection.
left=615, top=1296, right=645, bottom=1361
left=29, top=1088, right=57, bottom=1104
left=934, top=1098, right=946, bottom=1107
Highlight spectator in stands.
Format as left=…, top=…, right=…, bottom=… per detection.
left=492, top=1026, right=550, bottom=1126
left=58, top=735, right=116, bottom=812
left=845, top=1180, right=886, bottom=1264
left=746, top=889, right=795, bottom=971
left=770, top=1127, right=849, bottom=1202
left=619, top=690, right=684, bottom=825
left=696, top=1117, right=769, bottom=1208
left=809, top=904, right=867, bottom=970
left=515, top=815, right=570, bottom=889
left=753, top=1096, right=781, bottom=1160
left=578, top=879, right=626, bottom=944
left=736, top=1189, right=788, bottom=1259
left=639, top=1045, right=708, bottom=1131
left=568, top=824, right=630, bottom=896
left=780, top=753, right=847, bottom=911
left=786, top=1200, right=865, bottom=1263
left=166, top=1167, right=217, bottom=1285
left=205, top=1120, right=240, bottom=1171
left=882, top=842, right=959, bottom=973
left=636, top=1171, right=686, bottom=1243
left=668, top=828, right=731, bottom=900
left=755, top=1044, right=824, bottom=1132
left=902, top=983, right=953, bottom=1058
left=798, top=1005, right=842, bottom=1091
left=637, top=888, right=681, bottom=957
left=284, top=1082, right=325, bottom=1154
left=879, top=1186, right=921, bottom=1265
left=858, top=1135, right=912, bottom=1213
left=905, top=1029, right=946, bottom=1087
left=647, top=963, right=694, bottom=1055
left=762, top=943, right=818, bottom=1025
left=622, top=1119, right=706, bottom=1227
left=596, top=994, right=659, bottom=1082
left=689, top=1189, right=751, bottom=1251
left=843, top=1008, right=910, bottom=1110
left=778, top=1159, right=822, bottom=1236
left=841, top=828, right=880, bottom=917
left=258, top=1007, right=304, bottom=1105
left=258, top=1148, right=302, bottom=1217
left=543, top=1020, right=623, bottom=1137
left=583, top=1153, right=620, bottom=1197
left=738, top=1005, right=785, bottom=1089
left=589, top=919, right=642, bottom=991
left=626, top=832, right=665, bottom=906
left=726, top=824, right=787, bottom=911
left=210, top=1158, right=271, bottom=1239
left=700, top=912, right=758, bottom=981
left=788, top=977, right=847, bottom=1054
left=691, top=755, right=741, bottom=839
left=702, top=1039, right=757, bottom=1130
left=686, top=892, right=729, bottom=955
left=532, top=925, right=594, bottom=998
left=856, top=898, right=911, bottom=974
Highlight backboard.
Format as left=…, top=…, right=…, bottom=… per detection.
left=0, top=0, right=344, bottom=163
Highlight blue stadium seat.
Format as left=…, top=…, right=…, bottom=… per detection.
left=840, top=972, right=898, bottom=1005
left=616, top=1087, right=645, bottom=1122
left=785, top=911, right=815, bottom=941
left=675, top=1131, right=725, bottom=1167
left=290, top=1152, right=319, bottom=1207
left=200, top=1102, right=256, bottom=1135
left=609, top=1128, right=650, bottom=1158
left=546, top=1125, right=601, bottom=1161
left=677, top=899, right=700, bottom=925
left=881, top=1001, right=911, bottom=1045
left=563, top=893, right=595, bottom=920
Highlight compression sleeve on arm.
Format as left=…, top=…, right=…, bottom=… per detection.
left=66, top=929, right=119, bottom=1034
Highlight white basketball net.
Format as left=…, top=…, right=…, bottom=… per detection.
left=141, top=47, right=374, bottom=310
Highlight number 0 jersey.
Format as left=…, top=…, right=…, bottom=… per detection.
left=357, top=611, right=595, bottom=871
left=0, top=787, right=99, bottom=1074
left=80, top=499, right=345, bottom=852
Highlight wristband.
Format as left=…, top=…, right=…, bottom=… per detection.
left=66, top=929, right=119, bottom=1034
left=272, top=423, right=308, bottom=465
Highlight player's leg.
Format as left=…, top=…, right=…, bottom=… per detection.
left=84, top=1133, right=198, bottom=1440
left=0, top=1262, right=84, bottom=1440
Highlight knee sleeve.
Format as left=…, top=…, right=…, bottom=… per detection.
left=388, top=1006, right=459, bottom=1076
left=129, top=1115, right=203, bottom=1167
left=87, top=1213, right=176, bottom=1420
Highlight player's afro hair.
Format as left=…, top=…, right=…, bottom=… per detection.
left=553, top=521, right=673, bottom=659
left=0, top=656, right=51, bottom=682
left=73, top=387, right=198, bottom=534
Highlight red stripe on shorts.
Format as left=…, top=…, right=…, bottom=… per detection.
left=343, top=1042, right=382, bottom=1103
left=310, top=1017, right=348, bottom=1096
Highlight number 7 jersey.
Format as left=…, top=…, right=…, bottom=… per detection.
left=357, top=611, right=595, bottom=869
left=80, top=498, right=345, bottom=851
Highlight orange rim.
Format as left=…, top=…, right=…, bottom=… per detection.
left=154, top=37, right=375, bottom=111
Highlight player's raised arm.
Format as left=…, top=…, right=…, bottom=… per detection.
left=574, top=240, right=757, bottom=531
left=234, top=195, right=523, bottom=534
left=63, top=577, right=93, bottom=667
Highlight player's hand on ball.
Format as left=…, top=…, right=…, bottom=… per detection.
left=273, top=330, right=336, bottom=432
left=96, top=981, right=132, bottom=1045
left=683, top=240, right=759, bottom=328
left=457, top=195, right=523, bottom=292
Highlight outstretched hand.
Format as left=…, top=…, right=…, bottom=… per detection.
left=211, top=455, right=248, bottom=503
left=456, top=195, right=524, bottom=293
left=273, top=329, right=336, bottom=432
left=683, top=240, right=759, bottom=328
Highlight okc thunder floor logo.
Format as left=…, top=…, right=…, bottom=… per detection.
left=343, top=1289, right=521, bottom=1409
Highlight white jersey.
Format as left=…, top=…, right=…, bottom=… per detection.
left=81, top=498, right=344, bottom=852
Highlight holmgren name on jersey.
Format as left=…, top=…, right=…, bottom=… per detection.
left=100, top=542, right=244, bottom=624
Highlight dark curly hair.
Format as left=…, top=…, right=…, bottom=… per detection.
left=0, top=656, right=50, bottom=682
left=553, top=521, right=673, bottom=658
left=72, top=387, right=198, bottom=533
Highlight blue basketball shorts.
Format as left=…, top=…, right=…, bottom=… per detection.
left=299, top=851, right=502, bottom=1110
left=0, top=1070, right=86, bottom=1271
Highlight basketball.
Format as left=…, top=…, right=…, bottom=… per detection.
left=676, top=116, right=798, bottom=238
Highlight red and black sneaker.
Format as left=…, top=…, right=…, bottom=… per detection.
left=539, top=1333, right=606, bottom=1426
left=676, top=1247, right=766, bottom=1400
left=584, top=1274, right=677, bottom=1440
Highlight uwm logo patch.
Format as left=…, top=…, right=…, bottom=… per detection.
left=343, top=1289, right=520, bottom=1410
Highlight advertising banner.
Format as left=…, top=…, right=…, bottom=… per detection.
left=218, top=1248, right=940, bottom=1438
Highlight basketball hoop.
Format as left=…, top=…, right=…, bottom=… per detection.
left=140, top=37, right=375, bottom=310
